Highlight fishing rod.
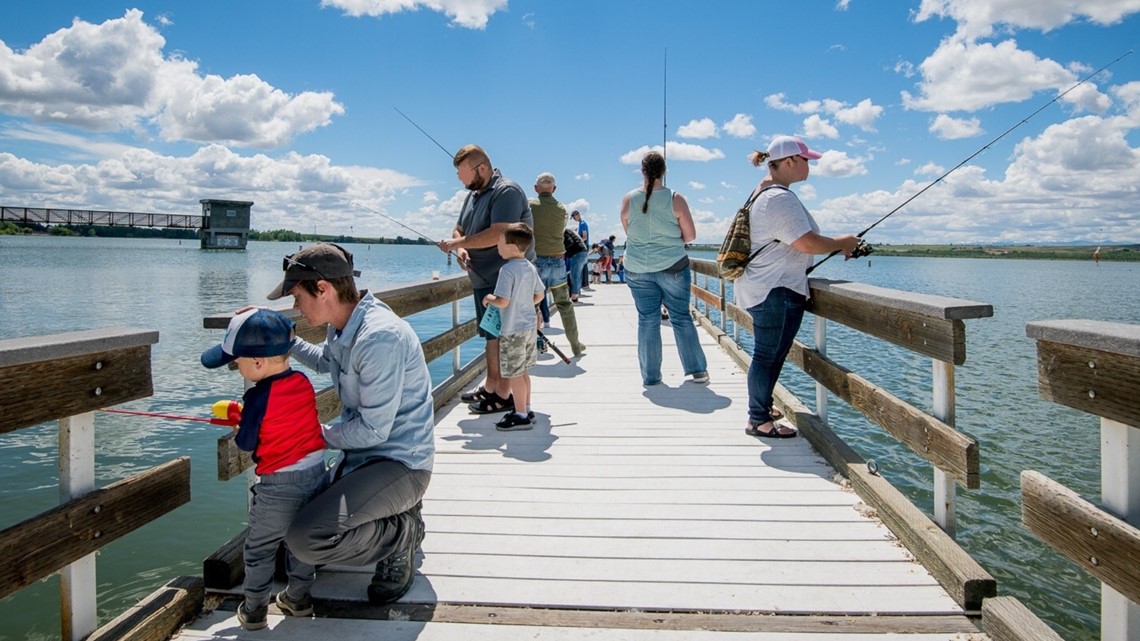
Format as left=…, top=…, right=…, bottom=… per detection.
left=662, top=47, right=668, bottom=185
left=807, top=49, right=1134, bottom=275
left=352, top=199, right=453, bottom=249
left=100, top=404, right=239, bottom=427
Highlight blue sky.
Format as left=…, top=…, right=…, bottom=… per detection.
left=1, top=1, right=1138, bottom=245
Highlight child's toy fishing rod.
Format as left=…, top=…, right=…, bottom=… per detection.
left=101, top=400, right=242, bottom=427
left=807, top=50, right=1133, bottom=275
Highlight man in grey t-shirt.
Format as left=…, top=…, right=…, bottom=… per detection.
left=438, top=145, right=534, bottom=412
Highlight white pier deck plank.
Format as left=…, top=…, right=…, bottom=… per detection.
left=177, top=283, right=980, bottom=639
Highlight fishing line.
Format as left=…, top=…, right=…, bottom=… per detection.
left=100, top=408, right=232, bottom=427
left=807, top=49, right=1134, bottom=275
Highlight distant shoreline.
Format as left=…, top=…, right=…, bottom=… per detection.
left=687, top=243, right=1140, bottom=262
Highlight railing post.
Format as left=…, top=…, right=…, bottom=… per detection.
left=933, top=359, right=957, bottom=537
left=59, top=412, right=97, bottom=641
left=815, top=318, right=828, bottom=424
left=1101, top=417, right=1140, bottom=639
left=452, top=298, right=461, bottom=375
left=719, top=278, right=727, bottom=332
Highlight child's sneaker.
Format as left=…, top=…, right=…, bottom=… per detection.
left=237, top=600, right=268, bottom=631
left=275, top=590, right=314, bottom=617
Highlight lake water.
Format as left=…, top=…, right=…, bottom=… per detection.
left=1, top=236, right=1137, bottom=640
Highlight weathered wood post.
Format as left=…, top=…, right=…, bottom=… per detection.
left=59, top=412, right=96, bottom=641
left=933, top=359, right=957, bottom=536
left=815, top=318, right=828, bottom=425
left=1025, top=319, right=1140, bottom=640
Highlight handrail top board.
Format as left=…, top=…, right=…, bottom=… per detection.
left=1026, top=319, right=1140, bottom=358
left=0, top=327, right=158, bottom=368
left=203, top=272, right=471, bottom=329
left=809, top=278, right=993, bottom=321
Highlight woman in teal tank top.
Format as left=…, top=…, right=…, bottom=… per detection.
left=619, top=151, right=709, bottom=386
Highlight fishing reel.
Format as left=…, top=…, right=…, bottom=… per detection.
left=851, top=240, right=874, bottom=259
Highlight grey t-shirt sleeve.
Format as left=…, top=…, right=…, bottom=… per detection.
left=766, top=190, right=814, bottom=245
left=490, top=185, right=530, bottom=225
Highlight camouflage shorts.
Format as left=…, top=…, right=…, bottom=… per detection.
left=499, top=330, right=537, bottom=378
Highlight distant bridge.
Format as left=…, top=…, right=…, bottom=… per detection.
left=1, top=206, right=204, bottom=229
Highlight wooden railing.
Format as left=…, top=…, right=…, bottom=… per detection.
left=982, top=320, right=1140, bottom=641
left=687, top=257, right=996, bottom=610
left=201, top=273, right=483, bottom=588
left=0, top=328, right=200, bottom=641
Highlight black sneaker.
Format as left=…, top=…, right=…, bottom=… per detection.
left=237, top=600, right=268, bottom=631
left=367, top=513, right=421, bottom=605
left=495, top=411, right=533, bottom=431
left=275, top=590, right=313, bottom=617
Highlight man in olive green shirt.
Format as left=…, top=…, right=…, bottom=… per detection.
left=529, top=172, right=586, bottom=357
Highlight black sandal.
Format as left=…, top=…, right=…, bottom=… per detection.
left=460, top=387, right=491, bottom=403
left=495, top=411, right=533, bottom=431
left=745, top=422, right=797, bottom=439
left=468, top=392, right=513, bottom=414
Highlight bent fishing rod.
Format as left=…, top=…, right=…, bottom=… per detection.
left=807, top=49, right=1133, bottom=275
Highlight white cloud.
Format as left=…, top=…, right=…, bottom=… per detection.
left=677, top=118, right=718, bottom=139
left=915, top=162, right=945, bottom=176
left=575, top=173, right=592, bottom=180
left=767, top=93, right=884, bottom=132
left=835, top=99, right=884, bottom=131
left=813, top=150, right=869, bottom=178
left=803, top=115, right=839, bottom=139
left=807, top=112, right=1140, bottom=244
left=522, top=12, right=535, bottom=29
left=0, top=10, right=344, bottom=148
left=723, top=113, right=757, bottom=138
left=0, top=144, right=439, bottom=237
left=900, top=39, right=1094, bottom=112
left=619, top=143, right=724, bottom=164
left=688, top=181, right=706, bottom=190
left=321, top=0, right=509, bottom=29
left=930, top=114, right=983, bottom=139
left=422, top=191, right=439, bottom=203
left=913, top=0, right=1140, bottom=42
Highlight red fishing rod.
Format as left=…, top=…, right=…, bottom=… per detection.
left=101, top=401, right=242, bottom=427
left=807, top=50, right=1133, bottom=275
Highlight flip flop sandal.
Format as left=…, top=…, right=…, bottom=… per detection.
left=460, top=387, right=491, bottom=403
left=468, top=393, right=513, bottom=415
left=744, top=422, right=797, bottom=439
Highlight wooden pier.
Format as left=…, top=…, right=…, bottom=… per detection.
left=6, top=261, right=1139, bottom=641
left=183, top=281, right=984, bottom=639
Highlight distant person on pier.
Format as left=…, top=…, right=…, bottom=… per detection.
left=737, top=136, right=858, bottom=438
left=268, top=242, right=435, bottom=606
left=200, top=309, right=327, bottom=630
left=529, top=171, right=586, bottom=356
left=563, top=227, right=588, bottom=301
left=437, top=145, right=535, bottom=414
left=619, top=150, right=709, bottom=386
left=572, top=210, right=591, bottom=289
left=482, top=223, right=547, bottom=430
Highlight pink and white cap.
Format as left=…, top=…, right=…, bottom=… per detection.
left=767, top=135, right=822, bottom=161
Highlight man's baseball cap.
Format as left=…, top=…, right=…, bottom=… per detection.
left=536, top=172, right=556, bottom=187
left=267, top=242, right=359, bottom=300
left=570, top=210, right=581, bottom=217
left=767, top=135, right=822, bottom=161
left=201, top=309, right=295, bottom=369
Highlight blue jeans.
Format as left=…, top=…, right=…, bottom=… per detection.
left=244, top=463, right=328, bottom=607
left=566, top=252, right=588, bottom=296
left=747, top=287, right=806, bottom=425
left=625, top=268, right=707, bottom=385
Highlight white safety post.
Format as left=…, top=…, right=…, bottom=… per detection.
left=452, top=298, right=461, bottom=374
left=815, top=318, right=828, bottom=424
left=932, top=359, right=956, bottom=537
left=59, top=412, right=97, bottom=641
left=1101, top=417, right=1140, bottom=639
left=719, top=278, right=727, bottom=332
